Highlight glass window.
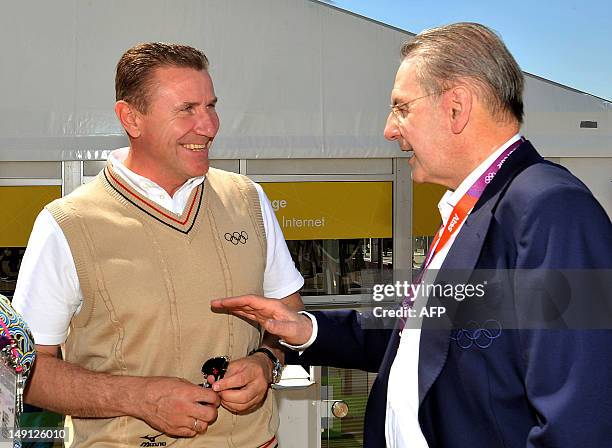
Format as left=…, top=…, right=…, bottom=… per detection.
left=287, top=238, right=392, bottom=296
left=321, top=366, right=376, bottom=448
left=0, top=247, right=24, bottom=300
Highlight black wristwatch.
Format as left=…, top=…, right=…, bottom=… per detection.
left=249, top=347, right=283, bottom=384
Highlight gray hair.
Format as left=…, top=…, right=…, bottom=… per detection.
left=116, top=42, right=209, bottom=113
left=401, top=23, right=524, bottom=124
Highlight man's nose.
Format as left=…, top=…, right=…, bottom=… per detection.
left=194, top=108, right=219, bottom=137
left=383, top=113, right=399, bottom=141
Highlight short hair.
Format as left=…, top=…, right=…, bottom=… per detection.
left=400, top=23, right=524, bottom=124
left=115, top=42, right=209, bottom=113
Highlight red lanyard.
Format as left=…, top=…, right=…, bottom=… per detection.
left=422, top=194, right=478, bottom=270
left=421, top=137, right=524, bottom=271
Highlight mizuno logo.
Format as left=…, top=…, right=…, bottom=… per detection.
left=140, top=433, right=166, bottom=447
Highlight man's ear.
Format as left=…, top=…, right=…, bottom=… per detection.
left=114, top=101, right=142, bottom=138
left=447, top=85, right=472, bottom=134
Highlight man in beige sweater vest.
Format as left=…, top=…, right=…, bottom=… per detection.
left=14, top=43, right=304, bottom=447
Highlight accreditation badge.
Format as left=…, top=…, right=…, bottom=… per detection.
left=0, top=347, right=18, bottom=447
left=0, top=295, right=36, bottom=448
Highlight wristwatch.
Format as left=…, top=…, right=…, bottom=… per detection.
left=249, top=347, right=283, bottom=384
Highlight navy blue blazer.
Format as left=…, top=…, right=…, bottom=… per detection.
left=291, top=141, right=612, bottom=447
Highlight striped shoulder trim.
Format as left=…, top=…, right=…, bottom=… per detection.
left=258, top=436, right=277, bottom=448
left=102, top=167, right=203, bottom=234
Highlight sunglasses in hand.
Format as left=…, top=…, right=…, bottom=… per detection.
left=201, top=356, right=229, bottom=388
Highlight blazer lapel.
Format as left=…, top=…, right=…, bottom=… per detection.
left=417, top=205, right=494, bottom=405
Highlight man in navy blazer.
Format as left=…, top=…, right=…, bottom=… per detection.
left=212, top=23, right=612, bottom=447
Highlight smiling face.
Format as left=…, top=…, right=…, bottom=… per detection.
left=383, top=59, right=460, bottom=189
left=122, top=66, right=219, bottom=195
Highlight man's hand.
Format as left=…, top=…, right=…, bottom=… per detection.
left=27, top=348, right=221, bottom=438
left=137, top=377, right=221, bottom=437
left=211, top=294, right=312, bottom=346
left=210, top=353, right=272, bottom=413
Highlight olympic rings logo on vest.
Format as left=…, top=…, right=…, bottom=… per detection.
left=450, top=320, right=502, bottom=349
left=224, top=231, right=249, bottom=245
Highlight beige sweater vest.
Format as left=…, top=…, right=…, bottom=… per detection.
left=46, top=165, right=278, bottom=447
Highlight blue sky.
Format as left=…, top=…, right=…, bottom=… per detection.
left=324, top=0, right=611, bottom=101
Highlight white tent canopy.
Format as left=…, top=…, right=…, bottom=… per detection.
left=0, top=0, right=610, bottom=161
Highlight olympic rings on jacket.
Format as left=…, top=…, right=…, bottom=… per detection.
left=451, top=320, right=502, bottom=349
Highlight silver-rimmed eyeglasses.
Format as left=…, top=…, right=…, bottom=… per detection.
left=389, top=89, right=449, bottom=123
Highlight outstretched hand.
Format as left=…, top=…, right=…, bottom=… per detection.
left=211, top=295, right=312, bottom=346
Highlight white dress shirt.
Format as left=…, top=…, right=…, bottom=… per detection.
left=385, top=134, right=521, bottom=447
left=13, top=147, right=304, bottom=345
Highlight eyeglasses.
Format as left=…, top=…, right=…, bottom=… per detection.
left=201, top=356, right=229, bottom=388
left=389, top=89, right=449, bottom=123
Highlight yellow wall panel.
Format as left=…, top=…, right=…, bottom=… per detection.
left=261, top=182, right=392, bottom=240
left=0, top=186, right=62, bottom=247
left=413, top=182, right=446, bottom=237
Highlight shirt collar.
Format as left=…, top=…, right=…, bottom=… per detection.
left=108, top=147, right=206, bottom=201
left=438, top=134, right=522, bottom=225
